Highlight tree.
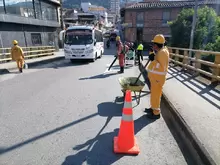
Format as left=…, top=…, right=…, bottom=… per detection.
left=169, top=6, right=220, bottom=50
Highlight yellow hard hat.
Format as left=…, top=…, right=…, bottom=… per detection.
left=13, top=40, right=18, bottom=45
left=116, top=36, right=120, bottom=41
left=151, top=34, right=165, bottom=44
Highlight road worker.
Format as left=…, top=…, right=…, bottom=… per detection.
left=136, top=41, right=144, bottom=65
left=116, top=36, right=129, bottom=73
left=145, top=34, right=169, bottom=119
left=11, top=40, right=25, bottom=73
left=116, top=36, right=120, bottom=47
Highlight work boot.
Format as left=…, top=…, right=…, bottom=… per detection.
left=19, top=68, right=23, bottom=73
left=144, top=108, right=153, bottom=113
left=118, top=67, right=124, bottom=74
left=121, top=66, right=124, bottom=73
left=146, top=113, right=160, bottom=120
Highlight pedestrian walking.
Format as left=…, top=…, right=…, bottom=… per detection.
left=11, top=40, right=25, bottom=73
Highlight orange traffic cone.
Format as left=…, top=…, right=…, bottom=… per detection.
left=114, top=90, right=140, bottom=155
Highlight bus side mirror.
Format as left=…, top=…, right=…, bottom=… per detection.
left=94, top=40, right=97, bottom=46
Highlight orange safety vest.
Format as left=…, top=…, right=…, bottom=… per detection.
left=147, top=47, right=169, bottom=81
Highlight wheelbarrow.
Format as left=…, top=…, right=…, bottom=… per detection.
left=118, top=77, right=145, bottom=105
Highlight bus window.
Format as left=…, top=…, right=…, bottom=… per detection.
left=95, top=30, right=103, bottom=42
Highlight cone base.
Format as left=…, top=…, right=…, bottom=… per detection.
left=113, top=136, right=140, bottom=155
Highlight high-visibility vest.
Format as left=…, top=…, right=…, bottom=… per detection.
left=147, top=47, right=169, bottom=80
left=137, top=44, right=143, bottom=50
left=11, top=45, right=24, bottom=60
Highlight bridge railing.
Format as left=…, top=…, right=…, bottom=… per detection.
left=168, top=47, right=220, bottom=82
left=0, top=46, right=56, bottom=63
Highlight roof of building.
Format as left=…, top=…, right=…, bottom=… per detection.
left=125, top=0, right=220, bottom=9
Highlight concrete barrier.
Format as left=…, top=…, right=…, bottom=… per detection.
left=139, top=62, right=217, bottom=165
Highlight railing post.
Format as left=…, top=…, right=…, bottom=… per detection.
left=174, top=49, right=179, bottom=66
left=183, top=50, right=188, bottom=70
left=7, top=48, right=10, bottom=62
left=195, top=52, right=201, bottom=75
left=212, top=55, right=220, bottom=83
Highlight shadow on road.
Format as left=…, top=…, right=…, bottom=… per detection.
left=0, top=113, right=98, bottom=155
left=49, top=60, right=90, bottom=69
left=62, top=97, right=154, bottom=165
left=166, top=66, right=220, bottom=109
left=79, top=72, right=119, bottom=80
left=62, top=115, right=154, bottom=165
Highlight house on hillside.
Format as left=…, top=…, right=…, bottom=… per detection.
left=122, top=0, right=220, bottom=47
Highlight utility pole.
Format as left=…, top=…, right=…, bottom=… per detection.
left=60, top=0, right=64, bottom=30
left=189, top=0, right=198, bottom=60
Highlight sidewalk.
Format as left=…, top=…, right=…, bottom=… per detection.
left=140, top=60, right=220, bottom=165
left=0, top=50, right=64, bottom=74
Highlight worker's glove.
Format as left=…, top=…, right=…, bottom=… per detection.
left=149, top=52, right=155, bottom=61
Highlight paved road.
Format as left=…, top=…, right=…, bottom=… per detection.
left=0, top=48, right=191, bottom=165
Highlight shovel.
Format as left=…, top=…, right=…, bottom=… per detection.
left=108, top=55, right=117, bottom=71
left=130, top=59, right=150, bottom=86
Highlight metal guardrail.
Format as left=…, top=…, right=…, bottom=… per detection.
left=168, top=47, right=220, bottom=82
left=0, top=46, right=56, bottom=63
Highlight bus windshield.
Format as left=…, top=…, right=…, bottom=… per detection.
left=64, top=29, right=93, bottom=45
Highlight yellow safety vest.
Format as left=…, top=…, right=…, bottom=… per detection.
left=137, top=44, right=143, bottom=51
left=147, top=47, right=169, bottom=81
left=11, top=45, right=24, bottom=60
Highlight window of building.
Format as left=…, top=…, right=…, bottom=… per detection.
left=4, top=0, right=34, bottom=18
left=0, top=0, right=5, bottom=13
left=48, top=33, right=55, bottom=46
left=41, top=2, right=57, bottom=21
left=31, top=33, right=42, bottom=45
left=136, top=12, right=144, bottom=22
left=34, top=0, right=42, bottom=19
left=162, top=11, right=171, bottom=24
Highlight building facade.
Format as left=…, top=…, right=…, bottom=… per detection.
left=0, top=0, right=61, bottom=49
left=110, top=0, right=120, bottom=16
left=123, top=0, right=220, bottom=47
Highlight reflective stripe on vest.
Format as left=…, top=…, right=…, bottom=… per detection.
left=124, top=101, right=132, bottom=109
left=147, top=62, right=167, bottom=75
left=152, top=108, right=160, bottom=111
left=147, top=69, right=167, bottom=75
left=122, top=113, right=133, bottom=121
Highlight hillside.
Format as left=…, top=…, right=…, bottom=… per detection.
left=63, top=0, right=110, bottom=9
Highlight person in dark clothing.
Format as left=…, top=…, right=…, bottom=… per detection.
left=106, top=38, right=110, bottom=48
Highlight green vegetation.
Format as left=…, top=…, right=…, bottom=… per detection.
left=169, top=6, right=220, bottom=71
left=169, top=6, right=220, bottom=51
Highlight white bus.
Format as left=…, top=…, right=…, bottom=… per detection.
left=60, top=25, right=104, bottom=62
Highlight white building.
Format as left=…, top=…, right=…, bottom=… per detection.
left=110, top=0, right=120, bottom=15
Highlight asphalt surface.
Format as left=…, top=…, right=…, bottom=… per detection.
left=0, top=46, right=191, bottom=165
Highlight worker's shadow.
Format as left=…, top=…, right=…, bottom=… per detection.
left=79, top=72, right=118, bottom=80
left=62, top=97, right=154, bottom=165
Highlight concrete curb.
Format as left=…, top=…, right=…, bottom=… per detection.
left=139, top=63, right=217, bottom=165
left=0, top=56, right=64, bottom=75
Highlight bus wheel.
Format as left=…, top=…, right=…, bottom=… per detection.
left=92, top=53, right=97, bottom=62
left=70, top=59, right=75, bottom=63
left=99, top=51, right=103, bottom=58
